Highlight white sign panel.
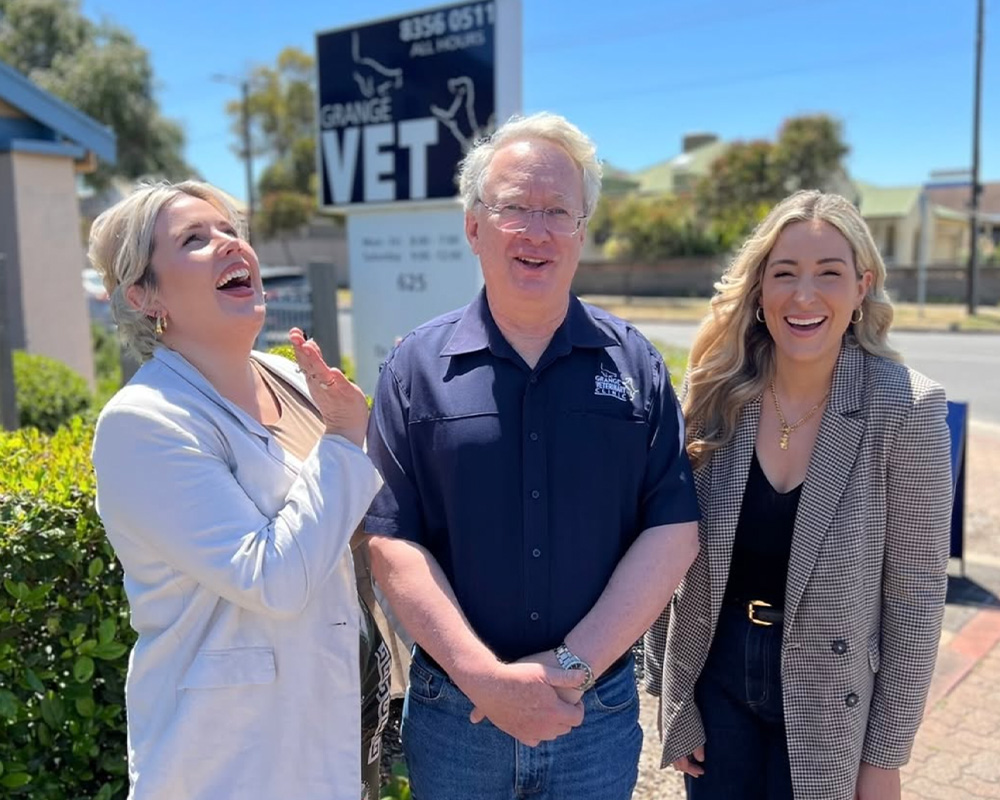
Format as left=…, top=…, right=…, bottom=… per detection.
left=349, top=206, right=483, bottom=394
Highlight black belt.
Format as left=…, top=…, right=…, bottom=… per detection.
left=415, top=646, right=632, bottom=684
left=726, top=598, right=785, bottom=627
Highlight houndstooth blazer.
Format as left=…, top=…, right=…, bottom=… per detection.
left=644, top=343, right=952, bottom=800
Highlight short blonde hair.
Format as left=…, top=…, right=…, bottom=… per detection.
left=87, top=181, right=245, bottom=361
left=457, top=111, right=603, bottom=216
left=684, top=190, right=899, bottom=468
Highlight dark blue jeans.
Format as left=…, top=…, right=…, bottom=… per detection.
left=401, top=649, right=642, bottom=800
left=685, top=605, right=794, bottom=800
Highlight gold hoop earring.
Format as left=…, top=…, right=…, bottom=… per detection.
left=755, top=307, right=766, bottom=324
left=154, top=314, right=167, bottom=336
left=851, top=308, right=864, bottom=324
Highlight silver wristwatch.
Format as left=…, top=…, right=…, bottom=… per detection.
left=553, top=643, right=595, bottom=692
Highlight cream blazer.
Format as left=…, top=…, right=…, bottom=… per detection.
left=91, top=347, right=382, bottom=800
left=645, top=344, right=952, bottom=800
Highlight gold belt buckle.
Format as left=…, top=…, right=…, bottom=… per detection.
left=747, top=599, right=774, bottom=627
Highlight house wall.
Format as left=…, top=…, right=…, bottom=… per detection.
left=864, top=204, right=921, bottom=266
left=8, top=150, right=94, bottom=384
left=934, top=218, right=968, bottom=263
left=251, top=227, right=350, bottom=287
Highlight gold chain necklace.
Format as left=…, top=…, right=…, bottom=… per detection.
left=769, top=381, right=828, bottom=451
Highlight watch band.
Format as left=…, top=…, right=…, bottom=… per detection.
left=553, top=643, right=595, bottom=692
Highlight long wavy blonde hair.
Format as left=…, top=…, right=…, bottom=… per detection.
left=684, top=190, right=900, bottom=469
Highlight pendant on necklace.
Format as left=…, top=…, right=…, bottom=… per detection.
left=779, top=428, right=790, bottom=450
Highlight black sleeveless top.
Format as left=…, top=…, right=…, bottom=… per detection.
left=722, top=450, right=803, bottom=610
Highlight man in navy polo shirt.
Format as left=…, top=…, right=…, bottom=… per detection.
left=365, top=112, right=700, bottom=799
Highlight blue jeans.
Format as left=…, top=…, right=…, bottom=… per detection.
left=401, top=649, right=642, bottom=800
left=685, top=605, right=793, bottom=800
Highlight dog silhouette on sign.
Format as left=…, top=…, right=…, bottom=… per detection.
left=430, top=76, right=494, bottom=152
left=352, top=32, right=403, bottom=97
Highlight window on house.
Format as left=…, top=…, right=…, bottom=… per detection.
left=883, top=224, right=896, bottom=261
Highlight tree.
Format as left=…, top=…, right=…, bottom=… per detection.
left=773, top=115, right=850, bottom=195
left=696, top=139, right=780, bottom=248
left=256, top=191, right=315, bottom=264
left=695, top=114, right=851, bottom=246
left=0, top=0, right=89, bottom=73
left=227, top=47, right=318, bottom=242
left=0, top=0, right=193, bottom=189
left=601, top=195, right=724, bottom=262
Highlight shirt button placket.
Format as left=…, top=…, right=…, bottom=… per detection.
left=522, top=372, right=547, bottom=639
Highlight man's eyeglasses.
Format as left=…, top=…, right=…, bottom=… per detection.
left=476, top=200, right=586, bottom=236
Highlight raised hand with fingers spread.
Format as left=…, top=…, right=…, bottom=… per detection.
left=289, top=327, right=369, bottom=448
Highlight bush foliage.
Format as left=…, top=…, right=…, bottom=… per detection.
left=0, top=418, right=133, bottom=798
left=12, top=351, right=92, bottom=433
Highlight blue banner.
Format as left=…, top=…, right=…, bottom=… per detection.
left=946, top=400, right=968, bottom=560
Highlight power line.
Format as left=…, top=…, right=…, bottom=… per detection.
left=553, top=37, right=969, bottom=106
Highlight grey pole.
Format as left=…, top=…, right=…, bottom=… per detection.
left=241, top=80, right=255, bottom=244
left=0, top=251, right=20, bottom=430
left=917, top=190, right=931, bottom=317
left=967, top=0, right=984, bottom=315
left=308, top=261, right=341, bottom=372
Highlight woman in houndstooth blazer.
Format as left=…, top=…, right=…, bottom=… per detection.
left=644, top=191, right=952, bottom=800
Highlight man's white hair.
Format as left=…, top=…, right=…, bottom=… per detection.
left=456, top=112, right=603, bottom=216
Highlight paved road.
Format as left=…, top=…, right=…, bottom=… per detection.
left=633, top=322, right=1000, bottom=427
left=337, top=311, right=997, bottom=425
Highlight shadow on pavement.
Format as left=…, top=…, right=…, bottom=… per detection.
left=946, top=574, right=1000, bottom=608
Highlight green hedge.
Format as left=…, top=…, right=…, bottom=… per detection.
left=0, top=418, right=133, bottom=798
left=12, top=351, right=93, bottom=434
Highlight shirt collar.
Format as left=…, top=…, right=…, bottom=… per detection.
left=440, top=289, right=616, bottom=358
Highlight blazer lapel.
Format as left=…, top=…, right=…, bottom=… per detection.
left=152, top=347, right=271, bottom=441
left=707, top=396, right=760, bottom=627
left=783, top=345, right=867, bottom=629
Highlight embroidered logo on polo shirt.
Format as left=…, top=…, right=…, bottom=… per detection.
left=594, top=364, right=638, bottom=403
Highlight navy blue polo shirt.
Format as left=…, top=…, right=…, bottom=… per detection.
left=364, top=290, right=699, bottom=663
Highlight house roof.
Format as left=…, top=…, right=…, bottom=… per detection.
left=855, top=183, right=920, bottom=218
left=925, top=182, right=1000, bottom=218
left=601, top=160, right=640, bottom=195
left=0, top=59, right=115, bottom=164
left=632, top=139, right=730, bottom=194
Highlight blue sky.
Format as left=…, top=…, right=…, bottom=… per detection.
left=81, top=0, right=998, bottom=202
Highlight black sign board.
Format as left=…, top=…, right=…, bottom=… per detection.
left=316, top=2, right=497, bottom=208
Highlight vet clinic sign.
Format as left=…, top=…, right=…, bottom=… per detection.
left=316, top=1, right=521, bottom=209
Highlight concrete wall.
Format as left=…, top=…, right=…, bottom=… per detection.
left=571, top=256, right=726, bottom=297
left=571, top=257, right=999, bottom=306
left=7, top=151, right=94, bottom=384
left=884, top=264, right=1000, bottom=305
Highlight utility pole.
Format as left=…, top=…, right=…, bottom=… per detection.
left=212, top=74, right=254, bottom=243
left=241, top=79, right=255, bottom=243
left=967, top=0, right=984, bottom=315
left=0, top=251, right=20, bottom=430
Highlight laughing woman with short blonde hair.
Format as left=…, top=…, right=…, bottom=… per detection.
left=89, top=181, right=382, bottom=800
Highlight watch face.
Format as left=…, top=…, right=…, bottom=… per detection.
left=568, top=661, right=594, bottom=690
